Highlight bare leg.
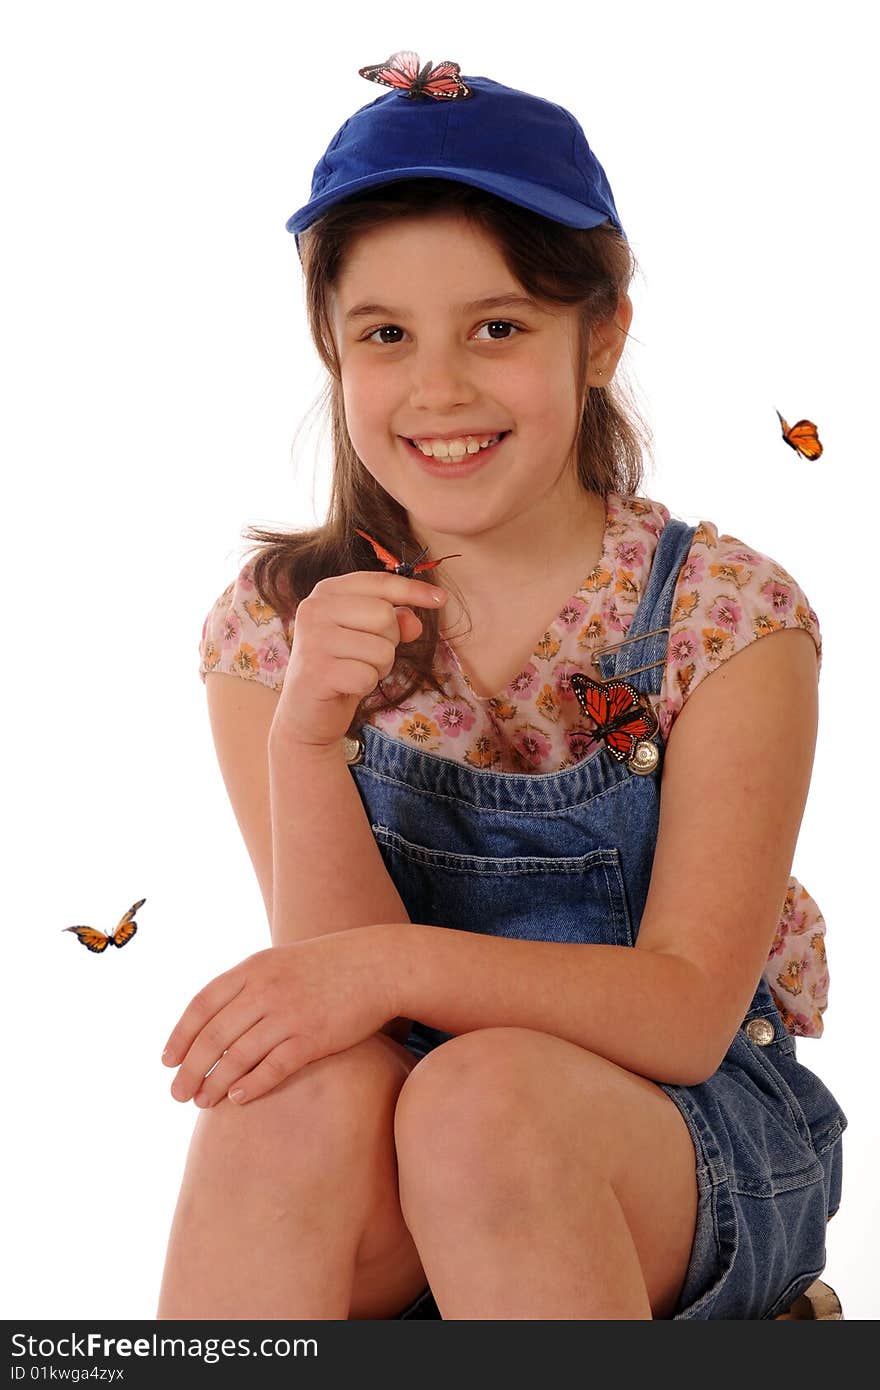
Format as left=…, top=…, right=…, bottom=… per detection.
left=395, top=1028, right=698, bottom=1320
left=157, top=1035, right=428, bottom=1320
left=401, top=1170, right=652, bottom=1318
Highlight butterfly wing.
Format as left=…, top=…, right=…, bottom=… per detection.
left=412, top=552, right=463, bottom=573
left=570, top=674, right=614, bottom=727
left=64, top=926, right=111, bottom=953
left=786, top=419, right=823, bottom=460
left=358, top=51, right=422, bottom=91
left=603, top=707, right=659, bottom=759
left=355, top=528, right=401, bottom=571
left=422, top=61, right=472, bottom=99
left=112, top=898, right=145, bottom=948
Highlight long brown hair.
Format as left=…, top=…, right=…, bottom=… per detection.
left=238, top=177, right=652, bottom=736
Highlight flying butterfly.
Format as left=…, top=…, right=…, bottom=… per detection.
left=63, top=897, right=146, bottom=953
left=358, top=50, right=473, bottom=101
left=570, top=674, right=659, bottom=764
left=355, top=528, right=461, bottom=578
left=776, top=409, right=823, bottom=461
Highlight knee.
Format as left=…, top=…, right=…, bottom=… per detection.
left=195, top=1032, right=413, bottom=1169
left=393, top=1030, right=538, bottom=1214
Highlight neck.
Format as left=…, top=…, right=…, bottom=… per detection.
left=412, top=484, right=608, bottom=613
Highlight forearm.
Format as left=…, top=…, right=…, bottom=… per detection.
left=392, top=924, right=715, bottom=1086
left=268, top=728, right=413, bottom=1044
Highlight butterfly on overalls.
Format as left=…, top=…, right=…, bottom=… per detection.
left=63, top=898, right=146, bottom=953
left=776, top=409, right=823, bottom=460
left=358, top=50, right=473, bottom=101
left=355, top=529, right=462, bottom=578
left=569, top=674, right=659, bottom=763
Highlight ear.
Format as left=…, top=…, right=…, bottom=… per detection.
left=587, top=291, right=633, bottom=386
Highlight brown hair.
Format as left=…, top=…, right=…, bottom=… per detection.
left=238, top=177, right=651, bottom=737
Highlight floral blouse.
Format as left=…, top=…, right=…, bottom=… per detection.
left=198, top=491, right=830, bottom=1038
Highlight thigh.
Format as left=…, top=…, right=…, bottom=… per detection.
left=394, top=1027, right=700, bottom=1319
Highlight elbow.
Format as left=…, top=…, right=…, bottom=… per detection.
left=680, top=1030, right=734, bottom=1087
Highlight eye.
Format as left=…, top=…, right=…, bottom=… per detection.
left=474, top=320, right=522, bottom=341
left=361, top=319, right=523, bottom=345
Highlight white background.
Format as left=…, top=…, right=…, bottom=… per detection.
left=3, top=0, right=876, bottom=1321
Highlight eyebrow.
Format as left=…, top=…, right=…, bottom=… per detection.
left=343, top=292, right=541, bottom=324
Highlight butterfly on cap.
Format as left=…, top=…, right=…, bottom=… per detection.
left=358, top=50, right=473, bottom=101
left=63, top=898, right=146, bottom=953
left=355, top=528, right=461, bottom=578
left=776, top=409, right=823, bottom=461
left=570, top=674, right=659, bottom=765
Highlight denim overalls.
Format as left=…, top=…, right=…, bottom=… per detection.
left=344, top=517, right=847, bottom=1320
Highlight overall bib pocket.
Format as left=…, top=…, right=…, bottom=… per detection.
left=371, top=823, right=635, bottom=946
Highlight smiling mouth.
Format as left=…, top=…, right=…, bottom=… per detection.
left=404, top=431, right=512, bottom=459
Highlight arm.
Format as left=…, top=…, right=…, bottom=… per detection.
left=269, top=717, right=416, bottom=1043
left=387, top=628, right=820, bottom=1086
left=204, top=672, right=413, bottom=1045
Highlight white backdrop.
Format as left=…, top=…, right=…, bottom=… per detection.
left=3, top=0, right=876, bottom=1320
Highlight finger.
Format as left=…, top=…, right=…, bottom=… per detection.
left=318, top=621, right=402, bottom=666
left=161, top=969, right=246, bottom=1067
left=310, top=594, right=435, bottom=646
left=190, top=1016, right=286, bottom=1107
left=168, top=993, right=262, bottom=1102
left=223, top=1034, right=317, bottom=1106
left=316, top=572, right=447, bottom=609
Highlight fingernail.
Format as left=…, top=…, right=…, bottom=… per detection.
left=162, top=1047, right=174, bottom=1064
left=229, top=1088, right=245, bottom=1103
left=432, top=590, right=445, bottom=603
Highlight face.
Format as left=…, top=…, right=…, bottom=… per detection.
left=329, top=211, right=624, bottom=548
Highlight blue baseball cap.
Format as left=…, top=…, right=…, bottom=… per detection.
left=285, top=66, right=625, bottom=255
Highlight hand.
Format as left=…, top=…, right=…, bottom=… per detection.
left=160, top=924, right=400, bottom=1106
left=271, top=569, right=447, bottom=750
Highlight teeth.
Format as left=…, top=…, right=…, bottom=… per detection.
left=412, top=432, right=504, bottom=459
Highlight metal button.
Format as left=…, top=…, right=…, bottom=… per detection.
left=627, top=740, right=660, bottom=775
left=746, top=1017, right=775, bottom=1046
left=343, top=733, right=365, bottom=765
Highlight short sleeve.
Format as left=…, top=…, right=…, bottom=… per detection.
left=657, top=520, right=822, bottom=739
left=198, top=561, right=293, bottom=692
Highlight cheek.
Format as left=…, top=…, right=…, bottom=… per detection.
left=505, top=363, right=579, bottom=433
left=343, top=373, right=395, bottom=434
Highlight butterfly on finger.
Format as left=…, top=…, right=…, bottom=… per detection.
left=569, top=674, right=660, bottom=774
left=63, top=898, right=146, bottom=953
left=355, top=528, right=461, bottom=578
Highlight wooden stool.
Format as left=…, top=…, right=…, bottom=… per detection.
left=774, top=1279, right=843, bottom=1319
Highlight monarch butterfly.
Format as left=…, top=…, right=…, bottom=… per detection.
left=63, top=897, right=145, bottom=953
left=355, top=528, right=461, bottom=578
left=358, top=51, right=473, bottom=101
left=570, top=673, right=659, bottom=764
left=776, top=409, right=823, bottom=460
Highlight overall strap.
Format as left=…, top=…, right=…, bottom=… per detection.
left=595, top=517, right=697, bottom=699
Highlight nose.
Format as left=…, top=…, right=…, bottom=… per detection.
left=407, top=341, right=476, bottom=413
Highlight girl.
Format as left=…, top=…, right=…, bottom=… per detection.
left=157, top=53, right=846, bottom=1320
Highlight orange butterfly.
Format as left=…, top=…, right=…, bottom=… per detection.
left=776, top=409, right=823, bottom=460
left=355, top=528, right=461, bottom=577
left=570, top=674, right=658, bottom=763
left=63, top=897, right=146, bottom=953
left=358, top=51, right=473, bottom=102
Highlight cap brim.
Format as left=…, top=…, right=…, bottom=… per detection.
left=286, top=165, right=618, bottom=235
